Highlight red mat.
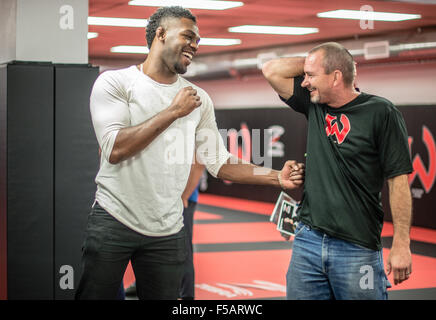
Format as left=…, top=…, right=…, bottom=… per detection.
left=193, top=248, right=436, bottom=299
left=194, top=222, right=285, bottom=244
left=122, top=194, right=436, bottom=299
left=194, top=250, right=291, bottom=300
left=194, top=210, right=223, bottom=221
left=198, top=193, right=274, bottom=216
left=410, top=226, right=436, bottom=244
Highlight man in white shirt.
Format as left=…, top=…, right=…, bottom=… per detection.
left=75, top=6, right=305, bottom=300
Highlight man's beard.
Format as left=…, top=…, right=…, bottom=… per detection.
left=174, top=61, right=187, bottom=74
left=310, top=93, right=320, bottom=104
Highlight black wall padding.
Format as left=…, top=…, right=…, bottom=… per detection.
left=1, top=62, right=99, bottom=299
left=5, top=63, right=55, bottom=299
left=0, top=64, right=8, bottom=300
left=54, top=65, right=99, bottom=299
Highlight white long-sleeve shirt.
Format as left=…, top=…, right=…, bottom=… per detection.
left=90, top=65, right=230, bottom=236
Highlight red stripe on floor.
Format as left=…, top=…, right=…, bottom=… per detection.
left=198, top=194, right=275, bottom=215
left=194, top=222, right=286, bottom=244
left=194, top=210, right=223, bottom=221
left=410, top=226, right=436, bottom=244
left=382, top=222, right=436, bottom=244
left=381, top=222, right=394, bottom=237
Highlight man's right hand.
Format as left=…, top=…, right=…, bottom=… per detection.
left=170, top=86, right=202, bottom=118
left=108, top=86, right=201, bottom=164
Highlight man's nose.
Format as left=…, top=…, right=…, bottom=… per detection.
left=190, top=40, right=199, bottom=52
left=301, top=75, right=309, bottom=87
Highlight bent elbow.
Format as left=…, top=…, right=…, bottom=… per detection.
left=108, top=150, right=121, bottom=165
left=261, top=60, right=275, bottom=79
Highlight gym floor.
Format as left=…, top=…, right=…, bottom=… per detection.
left=123, top=194, right=436, bottom=300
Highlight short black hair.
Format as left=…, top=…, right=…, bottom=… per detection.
left=309, top=42, right=356, bottom=87
left=146, top=6, right=196, bottom=49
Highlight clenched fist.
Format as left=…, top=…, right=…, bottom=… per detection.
left=279, top=160, right=305, bottom=190
left=170, top=86, right=202, bottom=118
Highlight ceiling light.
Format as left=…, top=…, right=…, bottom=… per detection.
left=110, top=46, right=150, bottom=54
left=200, top=38, right=241, bottom=46
left=129, top=0, right=243, bottom=10
left=88, top=17, right=148, bottom=27
left=229, top=25, right=319, bottom=35
left=87, top=32, right=98, bottom=39
left=317, top=10, right=421, bottom=22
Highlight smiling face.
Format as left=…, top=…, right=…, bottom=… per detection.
left=301, top=50, right=334, bottom=104
left=160, top=17, right=200, bottom=75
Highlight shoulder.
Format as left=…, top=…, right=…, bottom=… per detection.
left=92, top=66, right=140, bottom=98
left=95, top=66, right=139, bottom=90
left=366, top=93, right=393, bottom=106
left=361, top=93, right=398, bottom=113
left=360, top=94, right=406, bottom=130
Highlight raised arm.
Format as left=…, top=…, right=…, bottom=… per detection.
left=261, top=57, right=305, bottom=100
left=386, top=174, right=413, bottom=285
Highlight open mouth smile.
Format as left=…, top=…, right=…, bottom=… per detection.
left=182, top=51, right=194, bottom=61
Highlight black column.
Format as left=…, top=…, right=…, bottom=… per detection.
left=0, top=65, right=8, bottom=300
left=5, top=62, right=55, bottom=299
left=53, top=64, right=99, bottom=299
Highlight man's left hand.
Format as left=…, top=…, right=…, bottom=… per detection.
left=386, top=244, right=412, bottom=285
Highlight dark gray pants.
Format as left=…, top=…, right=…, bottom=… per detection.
left=75, top=203, right=186, bottom=300
left=179, top=200, right=196, bottom=300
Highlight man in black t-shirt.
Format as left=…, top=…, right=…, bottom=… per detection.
left=262, top=42, right=413, bottom=300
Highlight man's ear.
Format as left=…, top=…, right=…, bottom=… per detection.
left=156, top=26, right=166, bottom=42
left=333, top=70, right=343, bottom=87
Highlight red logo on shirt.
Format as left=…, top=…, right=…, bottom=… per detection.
left=325, top=113, right=351, bottom=144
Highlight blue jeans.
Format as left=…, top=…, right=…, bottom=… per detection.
left=75, top=203, right=186, bottom=300
left=286, top=223, right=390, bottom=300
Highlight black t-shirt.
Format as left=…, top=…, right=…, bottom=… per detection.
left=281, top=76, right=413, bottom=250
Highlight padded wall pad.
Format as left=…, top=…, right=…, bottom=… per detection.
left=54, top=65, right=99, bottom=299
left=6, top=63, right=54, bottom=299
